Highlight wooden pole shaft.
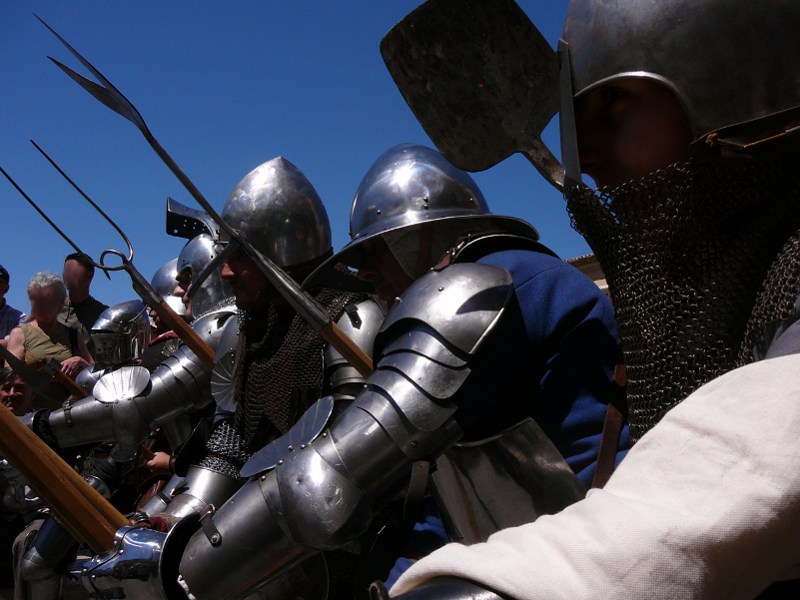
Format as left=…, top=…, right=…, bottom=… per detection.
left=153, top=300, right=215, bottom=369
left=0, top=408, right=128, bottom=553
left=321, top=321, right=373, bottom=376
left=53, top=369, right=89, bottom=399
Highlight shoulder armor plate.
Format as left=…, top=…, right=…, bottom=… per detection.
left=377, top=263, right=513, bottom=355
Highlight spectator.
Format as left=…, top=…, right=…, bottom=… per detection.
left=0, top=265, right=27, bottom=347
left=0, top=367, right=40, bottom=590
left=5, top=272, right=93, bottom=408
left=59, top=252, right=108, bottom=357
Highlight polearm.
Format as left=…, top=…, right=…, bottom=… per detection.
left=0, top=157, right=215, bottom=370
left=29, top=140, right=216, bottom=369
left=0, top=312, right=128, bottom=554
left=0, top=408, right=128, bottom=554
left=37, top=15, right=373, bottom=376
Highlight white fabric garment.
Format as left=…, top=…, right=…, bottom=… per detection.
left=391, top=353, right=800, bottom=599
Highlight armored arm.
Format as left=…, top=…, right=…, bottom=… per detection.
left=43, top=307, right=236, bottom=451
left=177, top=264, right=514, bottom=599
left=144, top=298, right=385, bottom=522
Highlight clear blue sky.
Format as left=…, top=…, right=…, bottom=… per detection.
left=0, top=1, right=578, bottom=313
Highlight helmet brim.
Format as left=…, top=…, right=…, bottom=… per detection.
left=302, top=214, right=539, bottom=293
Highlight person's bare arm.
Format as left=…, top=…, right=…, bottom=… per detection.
left=76, top=332, right=94, bottom=365
left=5, top=327, right=25, bottom=365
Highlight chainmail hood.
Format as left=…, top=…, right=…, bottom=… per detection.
left=233, top=287, right=361, bottom=451
left=566, top=151, right=800, bottom=441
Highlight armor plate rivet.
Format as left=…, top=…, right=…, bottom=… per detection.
left=288, top=445, right=294, bottom=451
left=210, top=533, right=221, bottom=546
left=300, top=444, right=306, bottom=449
left=278, top=459, right=284, bottom=465
left=438, top=286, right=444, bottom=292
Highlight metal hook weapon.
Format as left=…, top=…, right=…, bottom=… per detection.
left=37, top=15, right=373, bottom=377
left=31, top=138, right=131, bottom=278
left=0, top=149, right=215, bottom=369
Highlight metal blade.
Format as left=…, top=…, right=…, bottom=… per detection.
left=30, top=139, right=133, bottom=277
left=40, top=17, right=373, bottom=376
left=381, top=0, right=563, bottom=188
left=36, top=15, right=149, bottom=133
left=166, top=197, right=218, bottom=239
left=0, top=166, right=83, bottom=257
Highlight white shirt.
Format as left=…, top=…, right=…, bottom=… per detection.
left=392, top=354, right=800, bottom=599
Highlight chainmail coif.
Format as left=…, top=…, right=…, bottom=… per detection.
left=233, top=287, right=360, bottom=452
left=566, top=151, right=800, bottom=442
left=198, top=287, right=361, bottom=477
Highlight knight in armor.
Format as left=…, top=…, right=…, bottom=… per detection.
left=308, top=143, right=627, bottom=589
left=387, top=1, right=800, bottom=598
left=142, top=258, right=186, bottom=371
left=74, top=299, right=152, bottom=393
left=85, top=145, right=623, bottom=600
left=15, top=299, right=176, bottom=600
left=129, top=157, right=381, bottom=597
left=310, top=143, right=627, bottom=487
left=13, top=227, right=240, bottom=599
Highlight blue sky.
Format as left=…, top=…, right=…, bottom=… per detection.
left=0, top=1, right=577, bottom=313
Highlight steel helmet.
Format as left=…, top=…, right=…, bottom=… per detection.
left=149, top=257, right=186, bottom=318
left=221, top=157, right=332, bottom=269
left=177, top=234, right=233, bottom=317
left=563, top=0, right=800, bottom=143
left=304, top=144, right=538, bottom=291
left=340, top=143, right=537, bottom=266
left=91, top=300, right=152, bottom=368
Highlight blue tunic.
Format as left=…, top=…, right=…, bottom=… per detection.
left=476, top=248, right=629, bottom=483
left=384, top=246, right=630, bottom=588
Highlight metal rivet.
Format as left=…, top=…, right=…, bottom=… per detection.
left=300, top=444, right=306, bottom=449
left=438, top=286, right=444, bottom=292
left=278, top=459, right=284, bottom=465
left=210, top=533, right=221, bottom=546
left=287, top=445, right=294, bottom=451
left=261, top=475, right=267, bottom=481
left=322, top=432, right=328, bottom=437
left=376, top=209, right=382, bottom=215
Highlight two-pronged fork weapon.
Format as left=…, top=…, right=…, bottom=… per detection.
left=0, top=141, right=216, bottom=370
left=37, top=15, right=373, bottom=377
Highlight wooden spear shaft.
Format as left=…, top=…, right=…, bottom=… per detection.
left=0, top=407, right=128, bottom=554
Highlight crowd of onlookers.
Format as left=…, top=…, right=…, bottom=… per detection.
left=0, top=253, right=108, bottom=590
left=0, top=253, right=106, bottom=379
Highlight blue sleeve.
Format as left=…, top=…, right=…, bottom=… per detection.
left=479, top=250, right=630, bottom=486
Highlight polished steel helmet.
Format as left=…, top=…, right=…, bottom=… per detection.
left=91, top=300, right=152, bottom=368
left=563, top=0, right=800, bottom=142
left=177, top=233, right=233, bottom=317
left=333, top=143, right=537, bottom=268
left=149, top=257, right=186, bottom=318
left=221, top=157, right=332, bottom=269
